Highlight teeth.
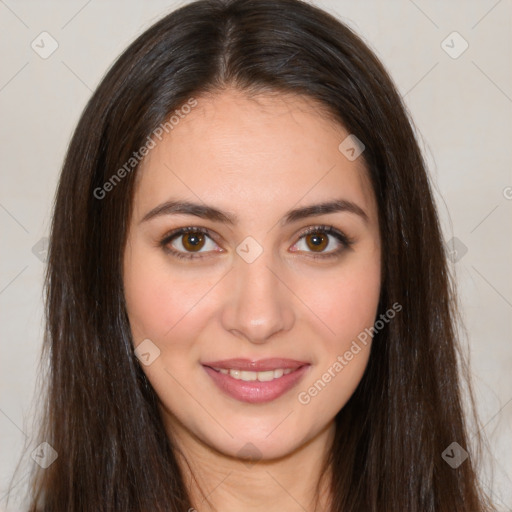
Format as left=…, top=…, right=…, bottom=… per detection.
left=214, top=367, right=296, bottom=381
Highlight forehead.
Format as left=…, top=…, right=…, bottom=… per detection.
left=133, top=88, right=376, bottom=223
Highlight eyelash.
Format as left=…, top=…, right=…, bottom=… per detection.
left=159, top=225, right=354, bottom=261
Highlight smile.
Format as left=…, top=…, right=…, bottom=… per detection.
left=211, top=367, right=295, bottom=381
left=202, top=359, right=311, bottom=403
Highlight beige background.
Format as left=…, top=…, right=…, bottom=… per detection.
left=1, top=0, right=511, bottom=510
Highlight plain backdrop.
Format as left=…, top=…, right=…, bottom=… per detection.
left=1, top=0, right=511, bottom=510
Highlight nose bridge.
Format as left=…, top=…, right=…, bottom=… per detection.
left=220, top=244, right=295, bottom=343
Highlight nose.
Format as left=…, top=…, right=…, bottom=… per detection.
left=220, top=251, right=295, bottom=344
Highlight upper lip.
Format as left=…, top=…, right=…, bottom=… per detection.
left=202, top=358, right=309, bottom=371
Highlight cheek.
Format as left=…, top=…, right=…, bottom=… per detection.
left=123, top=245, right=214, bottom=342
left=293, top=252, right=380, bottom=408
left=297, top=258, right=381, bottom=345
left=296, top=280, right=377, bottom=417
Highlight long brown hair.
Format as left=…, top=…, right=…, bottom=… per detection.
left=11, top=0, right=495, bottom=510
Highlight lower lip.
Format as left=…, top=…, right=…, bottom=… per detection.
left=203, top=365, right=310, bottom=404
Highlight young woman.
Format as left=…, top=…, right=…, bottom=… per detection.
left=14, top=0, right=496, bottom=510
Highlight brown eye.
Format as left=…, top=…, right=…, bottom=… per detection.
left=181, top=231, right=206, bottom=252
left=161, top=225, right=352, bottom=262
left=304, top=232, right=329, bottom=252
left=161, top=227, right=220, bottom=260
left=291, top=225, right=353, bottom=259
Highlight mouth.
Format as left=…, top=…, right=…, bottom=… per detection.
left=208, top=367, right=297, bottom=381
left=201, top=358, right=310, bottom=403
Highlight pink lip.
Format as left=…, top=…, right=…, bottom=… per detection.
left=202, top=359, right=311, bottom=404
left=202, top=358, right=308, bottom=371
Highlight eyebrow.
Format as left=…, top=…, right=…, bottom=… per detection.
left=140, top=198, right=369, bottom=226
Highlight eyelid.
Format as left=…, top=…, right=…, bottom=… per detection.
left=297, top=225, right=354, bottom=247
left=160, top=225, right=219, bottom=244
left=159, top=224, right=354, bottom=260
left=159, top=226, right=221, bottom=260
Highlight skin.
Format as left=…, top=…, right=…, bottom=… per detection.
left=123, top=88, right=381, bottom=512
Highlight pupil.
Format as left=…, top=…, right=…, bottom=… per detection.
left=188, top=234, right=200, bottom=245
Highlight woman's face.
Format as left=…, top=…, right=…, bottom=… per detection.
left=123, top=88, right=381, bottom=460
